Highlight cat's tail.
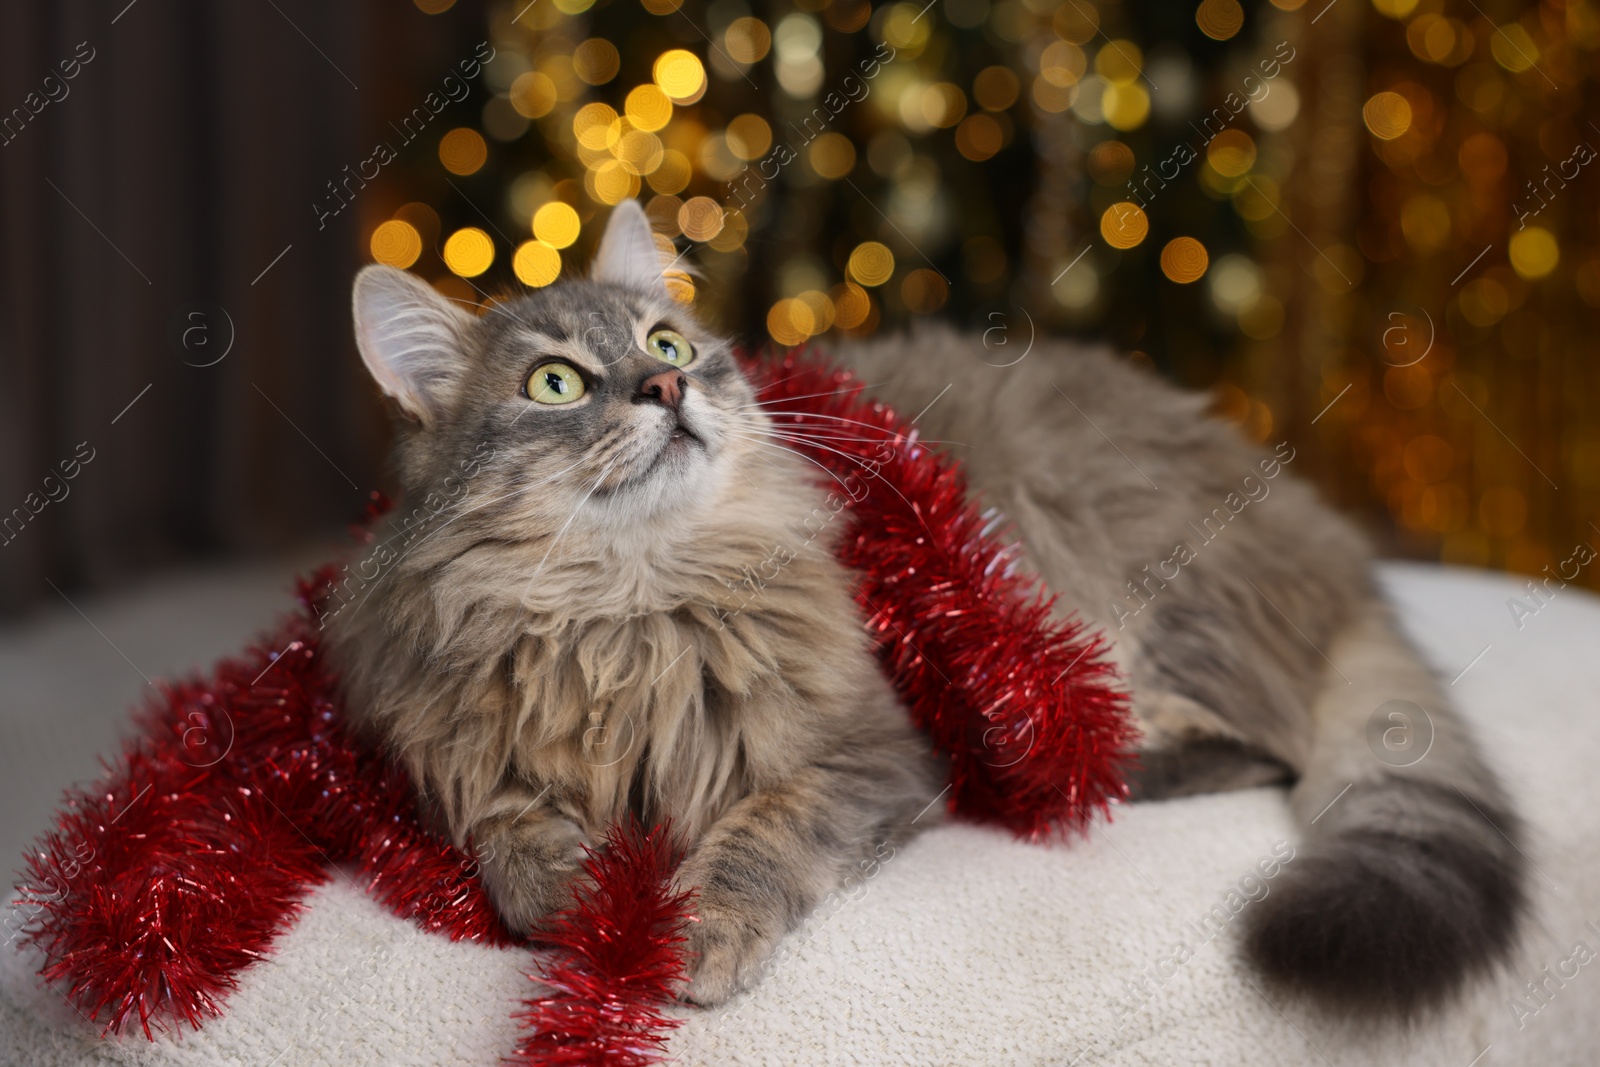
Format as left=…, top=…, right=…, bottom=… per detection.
left=1240, top=597, right=1526, bottom=1018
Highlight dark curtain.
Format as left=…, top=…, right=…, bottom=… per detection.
left=0, top=1, right=483, bottom=613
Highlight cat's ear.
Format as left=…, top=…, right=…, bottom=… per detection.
left=592, top=199, right=667, bottom=294
left=351, top=265, right=473, bottom=428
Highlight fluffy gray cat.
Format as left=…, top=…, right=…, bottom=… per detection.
left=324, top=200, right=1523, bottom=1017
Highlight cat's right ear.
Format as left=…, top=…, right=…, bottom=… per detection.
left=351, top=265, right=473, bottom=429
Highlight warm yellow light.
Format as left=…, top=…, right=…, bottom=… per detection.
left=831, top=282, right=871, bottom=329
left=625, top=85, right=673, bottom=133
left=726, top=114, right=773, bottom=161
left=533, top=202, right=581, bottom=249
left=847, top=242, right=895, bottom=287
left=438, top=128, right=488, bottom=176
left=901, top=269, right=948, bottom=313
left=510, top=72, right=557, bottom=119
left=955, top=114, right=1003, bottom=161
left=678, top=196, right=724, bottom=241
left=1100, top=202, right=1148, bottom=249
left=1206, top=130, right=1257, bottom=177
left=808, top=133, right=857, bottom=178
left=1363, top=92, right=1412, bottom=140
left=725, top=17, right=772, bottom=64
left=648, top=150, right=692, bottom=194
left=973, top=66, right=1020, bottom=111
left=1489, top=24, right=1539, bottom=73
left=1160, top=237, right=1209, bottom=283
left=443, top=228, right=495, bottom=278
left=1509, top=227, right=1559, bottom=279
left=767, top=298, right=810, bottom=346
left=574, top=38, right=620, bottom=85
left=653, top=50, right=706, bottom=102
left=1102, top=83, right=1151, bottom=131
left=1196, top=0, right=1244, bottom=40
left=574, top=103, right=620, bottom=151
left=1094, top=40, right=1144, bottom=82
left=590, top=160, right=640, bottom=205
left=370, top=220, right=422, bottom=269
left=513, top=240, right=562, bottom=287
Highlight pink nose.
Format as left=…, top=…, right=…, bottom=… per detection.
left=639, top=369, right=686, bottom=411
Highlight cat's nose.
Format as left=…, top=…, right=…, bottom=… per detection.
left=637, top=369, right=686, bottom=411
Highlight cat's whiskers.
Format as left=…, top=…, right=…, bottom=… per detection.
left=720, top=430, right=860, bottom=498
left=737, top=384, right=882, bottom=410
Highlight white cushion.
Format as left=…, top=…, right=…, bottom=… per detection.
left=4, top=563, right=1597, bottom=1065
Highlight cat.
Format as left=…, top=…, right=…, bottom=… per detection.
left=325, top=199, right=1524, bottom=1018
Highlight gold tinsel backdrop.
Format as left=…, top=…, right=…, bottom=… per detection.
left=369, top=0, right=1599, bottom=592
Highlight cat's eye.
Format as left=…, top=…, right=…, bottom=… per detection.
left=646, top=329, right=695, bottom=368
left=525, top=362, right=586, bottom=405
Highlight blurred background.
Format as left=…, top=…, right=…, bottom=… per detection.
left=1, top=0, right=1597, bottom=605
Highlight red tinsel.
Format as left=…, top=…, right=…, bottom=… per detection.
left=748, top=349, right=1137, bottom=838
left=10, top=348, right=1133, bottom=1063
left=513, top=820, right=693, bottom=1067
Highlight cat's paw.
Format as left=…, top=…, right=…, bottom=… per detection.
left=673, top=864, right=787, bottom=1007
left=474, top=814, right=591, bottom=935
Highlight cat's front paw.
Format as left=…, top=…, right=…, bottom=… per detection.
left=673, top=865, right=788, bottom=1007
left=474, top=814, right=591, bottom=935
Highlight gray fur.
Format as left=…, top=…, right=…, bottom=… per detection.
left=330, top=199, right=1522, bottom=1015
left=835, top=326, right=1525, bottom=1017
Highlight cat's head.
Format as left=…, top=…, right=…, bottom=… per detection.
left=351, top=201, right=762, bottom=541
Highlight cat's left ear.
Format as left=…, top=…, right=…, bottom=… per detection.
left=351, top=265, right=474, bottom=429
left=592, top=199, right=667, bottom=294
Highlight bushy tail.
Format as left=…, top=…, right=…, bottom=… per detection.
left=1241, top=599, right=1526, bottom=1017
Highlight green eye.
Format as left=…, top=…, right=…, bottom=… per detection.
left=526, top=362, right=586, bottom=405
left=646, top=329, right=695, bottom=368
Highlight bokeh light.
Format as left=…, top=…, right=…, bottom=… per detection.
left=1160, top=237, right=1209, bottom=283
left=533, top=202, right=581, bottom=249
left=443, top=227, right=495, bottom=278
left=847, top=242, right=895, bottom=286
left=370, top=220, right=422, bottom=269
left=513, top=240, right=562, bottom=287
left=438, top=128, right=488, bottom=175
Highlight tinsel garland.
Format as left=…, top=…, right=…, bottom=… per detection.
left=10, top=348, right=1133, bottom=1064
left=749, top=349, right=1136, bottom=838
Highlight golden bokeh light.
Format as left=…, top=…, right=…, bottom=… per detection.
left=443, top=227, right=495, bottom=278
left=625, top=84, right=673, bottom=133
left=1363, top=91, right=1413, bottom=140
left=513, top=240, right=562, bottom=287
left=847, top=242, right=895, bottom=286
left=590, top=160, right=641, bottom=205
left=1094, top=40, right=1144, bottom=83
left=573, top=38, right=621, bottom=85
left=1160, top=237, right=1209, bottom=282
left=370, top=220, right=422, bottom=269
left=1206, top=130, right=1257, bottom=177
left=1102, top=82, right=1151, bottom=131
left=1100, top=202, right=1149, bottom=249
left=533, top=202, right=581, bottom=249
left=1040, top=41, right=1087, bottom=88
left=921, top=83, right=968, bottom=128
left=1196, top=0, right=1245, bottom=39
left=413, top=0, right=455, bottom=12
left=654, top=50, right=706, bottom=102
left=510, top=72, right=557, bottom=119
left=901, top=269, right=949, bottom=313
left=573, top=103, right=619, bottom=151
left=726, top=114, right=773, bottom=161
left=648, top=149, right=692, bottom=194
left=639, top=0, right=682, bottom=13
left=1509, top=228, right=1559, bottom=279
left=1489, top=24, right=1539, bottom=73
left=767, top=298, right=811, bottom=346
left=955, top=114, right=1004, bottom=161
left=809, top=132, right=857, bottom=178
left=438, top=128, right=488, bottom=176
left=973, top=66, right=1020, bottom=111
left=679, top=196, right=724, bottom=242
left=725, top=17, right=772, bottom=64
left=831, top=282, right=871, bottom=328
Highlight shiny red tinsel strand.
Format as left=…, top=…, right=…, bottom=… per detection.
left=513, top=820, right=693, bottom=1067
left=749, top=349, right=1138, bottom=837
left=11, top=350, right=1133, bottom=1063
